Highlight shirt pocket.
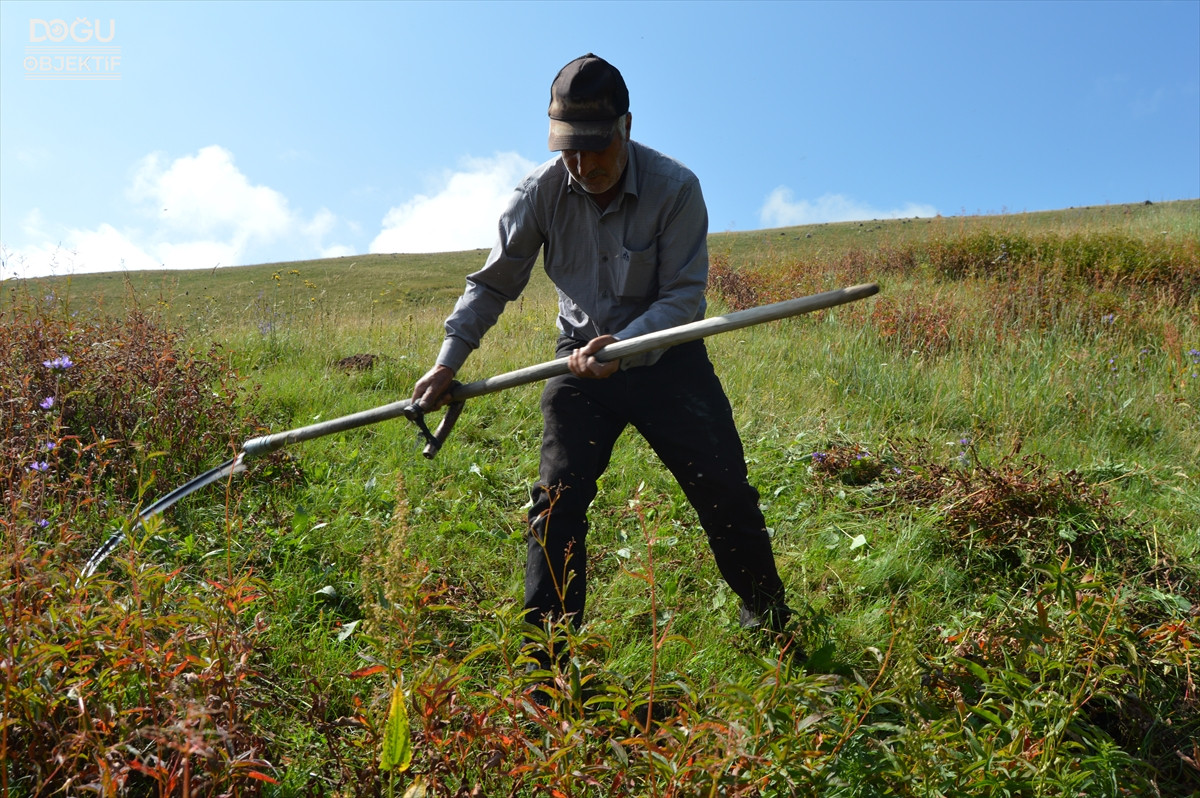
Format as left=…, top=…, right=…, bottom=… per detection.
left=617, top=241, right=657, bottom=301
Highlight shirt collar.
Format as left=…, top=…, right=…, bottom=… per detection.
left=622, top=142, right=641, bottom=199
left=564, top=140, right=641, bottom=202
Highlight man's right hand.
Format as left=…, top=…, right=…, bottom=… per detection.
left=412, top=364, right=456, bottom=411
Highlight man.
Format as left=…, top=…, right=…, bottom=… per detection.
left=412, top=54, right=791, bottom=648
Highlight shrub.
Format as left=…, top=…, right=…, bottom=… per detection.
left=2, top=289, right=254, bottom=525
left=914, top=563, right=1199, bottom=796
left=1, top=289, right=278, bottom=795
left=708, top=229, right=1199, bottom=351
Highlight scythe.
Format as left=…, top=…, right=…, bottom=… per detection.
left=81, top=282, right=879, bottom=577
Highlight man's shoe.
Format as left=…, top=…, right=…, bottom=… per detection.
left=739, top=604, right=807, bottom=662
left=738, top=603, right=793, bottom=633
left=526, top=685, right=553, bottom=710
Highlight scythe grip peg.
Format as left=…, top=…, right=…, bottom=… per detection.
left=402, top=381, right=465, bottom=459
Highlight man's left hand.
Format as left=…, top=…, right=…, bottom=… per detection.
left=568, top=335, right=620, bottom=379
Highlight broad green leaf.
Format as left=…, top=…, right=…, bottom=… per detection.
left=380, top=676, right=412, bottom=772
left=971, top=704, right=1005, bottom=727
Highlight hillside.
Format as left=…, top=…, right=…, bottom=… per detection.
left=18, top=199, right=1197, bottom=333
left=3, top=198, right=1198, bottom=796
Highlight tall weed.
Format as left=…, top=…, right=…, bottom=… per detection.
left=1, top=289, right=279, bottom=795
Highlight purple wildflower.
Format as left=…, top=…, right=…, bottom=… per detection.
left=1189, top=349, right=1200, bottom=364
left=954, top=439, right=972, bottom=467
left=812, top=452, right=827, bottom=463
left=39, top=395, right=55, bottom=410
left=1101, top=314, right=1115, bottom=325
left=29, top=461, right=49, bottom=472
left=42, top=355, right=75, bottom=370
left=37, top=519, right=49, bottom=528
left=44, top=441, right=56, bottom=451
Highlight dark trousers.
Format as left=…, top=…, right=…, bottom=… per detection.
left=524, top=338, right=786, bottom=630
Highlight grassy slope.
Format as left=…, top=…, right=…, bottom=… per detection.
left=18, top=199, right=1199, bottom=645
left=39, top=200, right=1196, bottom=330
left=711, top=199, right=1198, bottom=264
left=7, top=199, right=1199, bottom=795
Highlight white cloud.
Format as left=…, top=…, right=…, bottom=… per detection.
left=2, top=223, right=161, bottom=279
left=759, top=187, right=937, bottom=228
left=370, top=152, right=536, bottom=254
left=20, top=208, right=49, bottom=239
left=4, top=145, right=347, bottom=279
left=70, top=224, right=164, bottom=270
left=302, top=208, right=338, bottom=239
left=129, top=145, right=294, bottom=246
left=320, top=244, right=355, bottom=259
left=4, top=149, right=620, bottom=278
left=153, top=239, right=239, bottom=272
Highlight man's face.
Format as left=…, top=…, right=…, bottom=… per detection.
left=560, top=116, right=630, bottom=196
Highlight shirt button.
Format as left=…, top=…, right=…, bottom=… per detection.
left=600, top=255, right=609, bottom=262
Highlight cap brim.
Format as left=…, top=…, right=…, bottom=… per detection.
left=548, top=118, right=615, bottom=151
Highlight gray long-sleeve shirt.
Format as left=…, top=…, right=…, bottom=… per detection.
left=435, top=140, right=710, bottom=373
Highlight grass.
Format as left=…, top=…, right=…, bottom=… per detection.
left=709, top=198, right=1199, bottom=270
left=2, top=199, right=1198, bottom=796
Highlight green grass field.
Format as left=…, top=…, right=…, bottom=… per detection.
left=3, top=200, right=1198, bottom=796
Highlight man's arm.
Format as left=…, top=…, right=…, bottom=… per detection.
left=413, top=186, right=545, bottom=407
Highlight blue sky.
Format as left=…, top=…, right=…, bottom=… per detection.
left=2, top=0, right=1197, bottom=279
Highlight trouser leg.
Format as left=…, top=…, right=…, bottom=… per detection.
left=629, top=342, right=787, bottom=615
left=524, top=338, right=787, bottom=640
left=524, top=371, right=625, bottom=630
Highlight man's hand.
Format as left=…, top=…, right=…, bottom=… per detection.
left=412, top=364, right=456, bottom=410
left=567, top=334, right=620, bottom=379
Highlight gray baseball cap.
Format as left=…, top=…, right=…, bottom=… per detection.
left=548, top=54, right=629, bottom=151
